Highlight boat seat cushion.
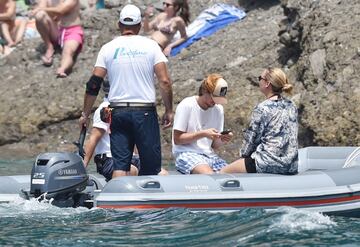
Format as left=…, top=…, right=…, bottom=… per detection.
left=298, top=146, right=357, bottom=172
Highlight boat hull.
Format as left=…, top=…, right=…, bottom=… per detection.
left=93, top=170, right=360, bottom=217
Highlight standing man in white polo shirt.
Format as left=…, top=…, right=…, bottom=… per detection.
left=172, top=74, right=233, bottom=174
left=79, top=4, right=173, bottom=177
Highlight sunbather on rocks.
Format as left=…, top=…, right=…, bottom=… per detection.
left=0, top=0, right=27, bottom=47
left=30, top=0, right=84, bottom=77
left=143, top=0, right=189, bottom=56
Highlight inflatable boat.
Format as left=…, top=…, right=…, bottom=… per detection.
left=1, top=146, right=360, bottom=217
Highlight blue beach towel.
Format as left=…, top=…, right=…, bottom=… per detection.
left=171, top=4, right=246, bottom=56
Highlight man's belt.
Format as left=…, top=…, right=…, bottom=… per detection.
left=109, top=102, right=155, bottom=108
left=94, top=153, right=111, bottom=160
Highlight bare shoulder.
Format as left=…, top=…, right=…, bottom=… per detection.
left=174, top=16, right=186, bottom=26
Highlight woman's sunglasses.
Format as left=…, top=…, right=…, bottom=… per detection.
left=258, top=76, right=266, bottom=82
left=163, top=2, right=174, bottom=7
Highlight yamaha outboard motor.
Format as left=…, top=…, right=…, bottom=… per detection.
left=29, top=127, right=90, bottom=207
left=30, top=152, right=89, bottom=207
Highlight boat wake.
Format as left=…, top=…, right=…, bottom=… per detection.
left=271, top=207, right=337, bottom=231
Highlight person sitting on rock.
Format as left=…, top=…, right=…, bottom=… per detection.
left=30, top=0, right=84, bottom=77
left=0, top=0, right=27, bottom=47
left=143, top=0, right=189, bottom=56
left=172, top=74, right=233, bottom=174
left=220, top=68, right=298, bottom=175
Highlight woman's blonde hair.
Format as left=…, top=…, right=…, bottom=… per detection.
left=265, top=67, right=294, bottom=94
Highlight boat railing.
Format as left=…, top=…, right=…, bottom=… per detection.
left=343, top=147, right=360, bottom=168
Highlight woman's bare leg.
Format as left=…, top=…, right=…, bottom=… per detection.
left=219, top=158, right=247, bottom=173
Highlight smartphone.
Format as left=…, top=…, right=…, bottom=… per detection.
left=220, top=129, right=232, bottom=135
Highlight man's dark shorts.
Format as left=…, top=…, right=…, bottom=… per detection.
left=110, top=106, right=161, bottom=176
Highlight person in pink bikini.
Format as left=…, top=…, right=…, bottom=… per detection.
left=143, top=0, right=189, bottom=56
left=30, top=0, right=84, bottom=77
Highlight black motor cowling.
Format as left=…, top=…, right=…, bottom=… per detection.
left=30, top=152, right=89, bottom=207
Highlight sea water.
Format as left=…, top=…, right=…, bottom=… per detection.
left=1, top=159, right=360, bottom=246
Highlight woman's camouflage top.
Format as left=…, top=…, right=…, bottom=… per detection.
left=240, top=97, right=298, bottom=175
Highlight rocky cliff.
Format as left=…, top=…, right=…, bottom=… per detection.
left=0, top=0, right=359, bottom=163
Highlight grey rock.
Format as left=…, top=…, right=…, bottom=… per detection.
left=323, top=31, right=337, bottom=44
left=309, top=49, right=326, bottom=79
left=279, top=32, right=292, bottom=46
left=104, top=0, right=122, bottom=8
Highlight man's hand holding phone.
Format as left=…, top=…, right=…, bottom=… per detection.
left=220, top=129, right=233, bottom=143
left=220, top=129, right=231, bottom=135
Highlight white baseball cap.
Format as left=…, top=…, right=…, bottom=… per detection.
left=119, top=4, right=141, bottom=25
left=210, top=78, right=228, bottom=105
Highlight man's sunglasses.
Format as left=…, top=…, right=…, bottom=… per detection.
left=163, top=2, right=173, bottom=7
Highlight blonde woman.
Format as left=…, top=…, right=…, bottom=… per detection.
left=221, top=68, right=298, bottom=175
left=143, top=0, right=189, bottom=56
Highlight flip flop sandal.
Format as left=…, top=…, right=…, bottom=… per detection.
left=41, top=53, right=54, bottom=66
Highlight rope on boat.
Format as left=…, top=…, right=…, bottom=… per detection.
left=343, top=147, right=360, bottom=168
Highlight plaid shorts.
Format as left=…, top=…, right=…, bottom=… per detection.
left=175, top=152, right=227, bottom=174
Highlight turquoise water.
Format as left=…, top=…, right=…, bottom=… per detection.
left=1, top=159, right=360, bottom=246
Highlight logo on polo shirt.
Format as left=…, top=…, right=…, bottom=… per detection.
left=113, top=47, right=146, bottom=59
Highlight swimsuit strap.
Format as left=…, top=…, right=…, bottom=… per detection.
left=267, top=93, right=281, bottom=100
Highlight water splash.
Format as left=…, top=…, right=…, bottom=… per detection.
left=270, top=207, right=337, bottom=232
left=0, top=195, right=89, bottom=217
